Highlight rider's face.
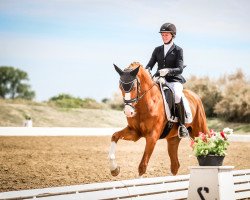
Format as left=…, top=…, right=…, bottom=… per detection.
left=161, top=32, right=172, bottom=44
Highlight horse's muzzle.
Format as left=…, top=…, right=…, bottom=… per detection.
left=124, top=105, right=136, bottom=117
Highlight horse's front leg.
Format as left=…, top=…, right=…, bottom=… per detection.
left=138, top=135, right=157, bottom=176
left=108, top=126, right=140, bottom=176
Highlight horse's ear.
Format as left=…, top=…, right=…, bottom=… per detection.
left=114, top=64, right=124, bottom=76
left=130, top=66, right=140, bottom=77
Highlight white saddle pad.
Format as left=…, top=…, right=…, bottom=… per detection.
left=159, top=83, right=193, bottom=124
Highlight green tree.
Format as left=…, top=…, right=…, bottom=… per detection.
left=0, top=66, right=35, bottom=100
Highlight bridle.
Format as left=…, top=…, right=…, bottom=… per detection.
left=120, top=77, right=156, bottom=109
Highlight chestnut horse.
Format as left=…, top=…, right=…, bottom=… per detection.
left=108, top=62, right=208, bottom=177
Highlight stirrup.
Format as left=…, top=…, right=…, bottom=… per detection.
left=178, top=125, right=189, bottom=138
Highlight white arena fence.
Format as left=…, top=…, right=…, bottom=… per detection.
left=0, top=127, right=249, bottom=142
left=0, top=169, right=249, bottom=200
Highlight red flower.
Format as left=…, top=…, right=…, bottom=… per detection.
left=199, top=132, right=207, bottom=142
left=198, top=132, right=204, bottom=137
left=210, top=129, right=216, bottom=137
left=220, top=131, right=226, bottom=140
left=190, top=140, right=195, bottom=148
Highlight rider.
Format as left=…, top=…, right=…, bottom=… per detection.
left=145, top=22, right=189, bottom=138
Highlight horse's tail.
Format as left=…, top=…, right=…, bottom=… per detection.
left=195, top=96, right=209, bottom=135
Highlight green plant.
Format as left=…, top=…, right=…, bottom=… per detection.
left=191, top=128, right=233, bottom=156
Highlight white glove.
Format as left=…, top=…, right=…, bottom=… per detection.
left=159, top=68, right=170, bottom=77
left=158, top=77, right=165, bottom=84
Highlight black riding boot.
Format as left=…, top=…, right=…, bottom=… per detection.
left=176, top=100, right=189, bottom=138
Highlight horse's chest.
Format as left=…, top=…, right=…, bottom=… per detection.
left=139, top=122, right=148, bottom=133
left=128, top=120, right=149, bottom=133
left=127, top=118, right=144, bottom=133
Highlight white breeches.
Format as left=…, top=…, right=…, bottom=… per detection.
left=165, top=82, right=183, bottom=103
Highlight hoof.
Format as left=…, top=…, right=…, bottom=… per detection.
left=170, top=167, right=179, bottom=176
left=111, top=166, right=120, bottom=177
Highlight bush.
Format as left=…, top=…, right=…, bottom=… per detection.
left=104, top=91, right=123, bottom=110
left=185, top=76, right=222, bottom=117
left=214, top=70, right=250, bottom=123
left=81, top=98, right=103, bottom=109
left=48, top=93, right=103, bottom=109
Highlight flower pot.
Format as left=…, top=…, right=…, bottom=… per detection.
left=197, top=155, right=225, bottom=166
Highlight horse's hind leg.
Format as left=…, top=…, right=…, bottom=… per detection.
left=189, top=104, right=209, bottom=138
left=109, top=126, right=140, bottom=176
left=167, top=136, right=181, bottom=175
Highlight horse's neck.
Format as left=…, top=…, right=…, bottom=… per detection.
left=138, top=71, right=154, bottom=92
left=136, top=72, right=156, bottom=108
left=128, top=71, right=165, bottom=128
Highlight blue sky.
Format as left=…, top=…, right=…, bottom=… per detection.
left=0, top=0, right=250, bottom=101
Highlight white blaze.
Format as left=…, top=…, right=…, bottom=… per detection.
left=124, top=93, right=131, bottom=100
left=124, top=93, right=135, bottom=117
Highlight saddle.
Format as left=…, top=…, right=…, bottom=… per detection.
left=159, top=82, right=193, bottom=139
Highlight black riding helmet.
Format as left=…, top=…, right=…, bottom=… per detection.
left=159, top=23, right=176, bottom=37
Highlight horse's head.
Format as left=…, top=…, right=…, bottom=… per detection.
left=114, top=63, right=140, bottom=117
left=114, top=62, right=154, bottom=118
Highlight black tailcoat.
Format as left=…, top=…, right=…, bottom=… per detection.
left=146, top=44, right=186, bottom=83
